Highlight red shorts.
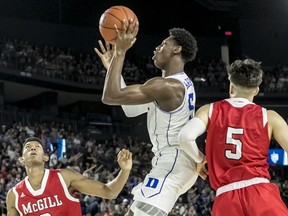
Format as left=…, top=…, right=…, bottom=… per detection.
left=212, top=183, right=288, bottom=216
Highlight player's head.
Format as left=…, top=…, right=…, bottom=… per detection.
left=169, top=28, right=198, bottom=62
left=19, top=136, right=49, bottom=166
left=227, top=58, right=263, bottom=88
left=22, top=136, right=44, bottom=149
left=227, top=58, right=263, bottom=97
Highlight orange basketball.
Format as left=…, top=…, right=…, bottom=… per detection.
left=99, top=5, right=138, bottom=44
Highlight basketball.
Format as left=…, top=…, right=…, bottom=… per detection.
left=99, top=5, right=138, bottom=44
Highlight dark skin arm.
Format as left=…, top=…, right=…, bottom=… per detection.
left=102, top=19, right=185, bottom=111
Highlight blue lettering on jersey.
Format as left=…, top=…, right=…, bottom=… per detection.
left=183, top=78, right=193, bottom=89
left=188, top=93, right=195, bottom=111
left=145, top=177, right=159, bottom=189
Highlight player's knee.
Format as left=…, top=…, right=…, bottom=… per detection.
left=134, top=201, right=167, bottom=216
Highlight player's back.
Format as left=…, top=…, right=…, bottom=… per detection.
left=147, top=72, right=195, bottom=154
left=206, top=98, right=271, bottom=191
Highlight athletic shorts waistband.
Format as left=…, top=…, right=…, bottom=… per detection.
left=216, top=177, right=270, bottom=197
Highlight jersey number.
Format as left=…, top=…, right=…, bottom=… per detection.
left=188, top=93, right=195, bottom=111
left=225, top=127, right=243, bottom=160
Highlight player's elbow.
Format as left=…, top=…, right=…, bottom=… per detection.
left=101, top=95, right=115, bottom=105
left=104, top=189, right=119, bottom=200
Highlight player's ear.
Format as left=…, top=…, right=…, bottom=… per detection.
left=174, top=45, right=182, bottom=54
left=43, top=154, right=49, bottom=162
left=18, top=157, right=25, bottom=166
left=229, top=83, right=236, bottom=97
left=254, top=87, right=260, bottom=96
left=229, top=84, right=233, bottom=95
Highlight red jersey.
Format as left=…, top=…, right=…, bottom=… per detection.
left=13, top=169, right=82, bottom=216
left=206, top=98, right=271, bottom=191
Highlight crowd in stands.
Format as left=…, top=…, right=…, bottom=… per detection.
left=0, top=119, right=287, bottom=216
left=0, top=36, right=287, bottom=215
left=1, top=36, right=288, bottom=93
left=0, top=120, right=212, bottom=215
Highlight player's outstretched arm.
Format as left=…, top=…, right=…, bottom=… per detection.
left=94, top=40, right=149, bottom=117
left=61, top=149, right=132, bottom=199
left=268, top=110, right=288, bottom=154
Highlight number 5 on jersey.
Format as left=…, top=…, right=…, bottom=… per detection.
left=226, top=127, right=244, bottom=160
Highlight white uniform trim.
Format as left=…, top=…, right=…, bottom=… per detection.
left=262, top=107, right=268, bottom=127
left=216, top=177, right=270, bottom=197
left=57, top=172, right=80, bottom=202
left=24, top=169, right=49, bottom=196
left=122, top=103, right=149, bottom=117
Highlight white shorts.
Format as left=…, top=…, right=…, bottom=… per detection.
left=131, top=147, right=198, bottom=214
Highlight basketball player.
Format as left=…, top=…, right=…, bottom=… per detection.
left=95, top=19, right=205, bottom=216
left=6, top=136, right=132, bottom=216
left=178, top=58, right=288, bottom=215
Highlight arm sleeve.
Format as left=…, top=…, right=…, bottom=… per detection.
left=178, top=117, right=206, bottom=163
left=120, top=76, right=149, bottom=117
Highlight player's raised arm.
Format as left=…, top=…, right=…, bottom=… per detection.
left=62, top=148, right=132, bottom=199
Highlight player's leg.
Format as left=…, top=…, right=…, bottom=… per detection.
left=134, top=201, right=167, bottom=216
left=212, top=191, right=246, bottom=216
left=246, top=183, right=288, bottom=216
left=130, top=150, right=198, bottom=215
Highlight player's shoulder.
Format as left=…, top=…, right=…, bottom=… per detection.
left=266, top=109, right=282, bottom=121
left=145, top=76, right=184, bottom=94
left=267, top=109, right=283, bottom=123
left=7, top=187, right=14, bottom=195
left=267, top=109, right=278, bottom=115
left=6, top=187, right=16, bottom=201
left=59, top=167, right=82, bottom=179
left=59, top=167, right=72, bottom=175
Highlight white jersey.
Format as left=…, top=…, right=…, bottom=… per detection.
left=129, top=72, right=198, bottom=214
left=147, top=72, right=196, bottom=154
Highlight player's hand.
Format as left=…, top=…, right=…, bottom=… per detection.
left=197, top=156, right=208, bottom=180
left=114, top=18, right=138, bottom=53
left=94, top=40, right=114, bottom=70
left=117, top=148, right=132, bottom=171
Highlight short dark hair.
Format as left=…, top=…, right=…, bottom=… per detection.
left=23, top=137, right=43, bottom=148
left=169, top=28, right=198, bottom=63
left=227, top=58, right=263, bottom=88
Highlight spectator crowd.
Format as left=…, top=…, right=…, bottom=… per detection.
left=1, top=36, right=288, bottom=93
left=0, top=36, right=287, bottom=215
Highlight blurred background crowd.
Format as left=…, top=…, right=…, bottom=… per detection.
left=0, top=0, right=288, bottom=215
left=0, top=35, right=287, bottom=215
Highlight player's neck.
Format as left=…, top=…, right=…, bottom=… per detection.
left=163, top=68, right=184, bottom=77
left=26, top=167, right=46, bottom=190
left=231, top=95, right=254, bottom=102
left=162, top=60, right=184, bottom=77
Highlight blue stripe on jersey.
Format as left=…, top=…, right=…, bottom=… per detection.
left=166, top=114, right=172, bottom=147
left=153, top=106, right=161, bottom=151
left=141, top=148, right=179, bottom=198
